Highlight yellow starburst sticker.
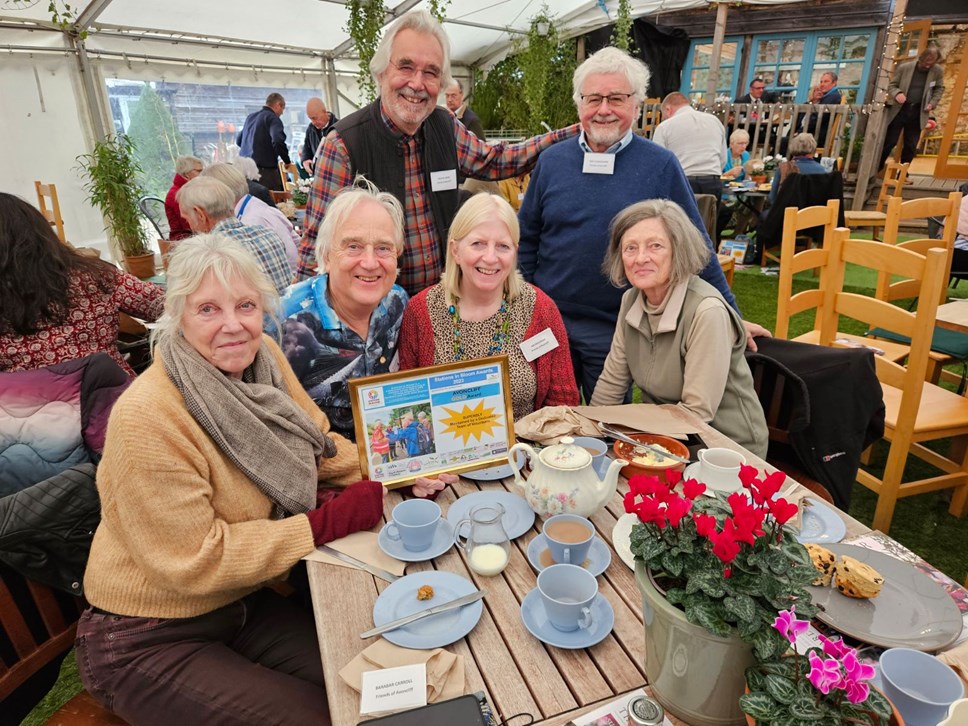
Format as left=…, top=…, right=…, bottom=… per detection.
left=438, top=399, right=503, bottom=445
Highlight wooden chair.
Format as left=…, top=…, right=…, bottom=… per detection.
left=277, top=161, right=299, bottom=192
left=0, top=566, right=127, bottom=725
left=814, top=99, right=848, bottom=158
left=817, top=228, right=968, bottom=532
left=843, top=160, right=909, bottom=241
left=34, top=181, right=66, bottom=244
left=137, top=196, right=169, bottom=241
left=269, top=189, right=292, bottom=204
left=640, top=98, right=662, bottom=137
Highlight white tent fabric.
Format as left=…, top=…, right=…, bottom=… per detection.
left=0, top=0, right=812, bottom=251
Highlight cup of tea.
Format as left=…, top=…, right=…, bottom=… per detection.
left=385, top=499, right=440, bottom=552
left=697, top=448, right=747, bottom=492
left=536, top=564, right=598, bottom=632
left=543, top=514, right=595, bottom=565
left=572, top=436, right=608, bottom=474
left=880, top=647, right=964, bottom=725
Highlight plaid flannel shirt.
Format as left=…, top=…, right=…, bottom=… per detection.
left=213, top=218, right=292, bottom=296
left=297, top=105, right=580, bottom=294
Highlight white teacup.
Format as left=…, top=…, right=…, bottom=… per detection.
left=536, top=564, right=598, bottom=632
left=697, top=448, right=746, bottom=492
left=385, top=499, right=440, bottom=552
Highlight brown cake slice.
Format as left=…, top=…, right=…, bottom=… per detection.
left=805, top=543, right=837, bottom=586
left=834, top=554, right=884, bottom=599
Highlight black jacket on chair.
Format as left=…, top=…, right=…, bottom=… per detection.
left=755, top=171, right=845, bottom=259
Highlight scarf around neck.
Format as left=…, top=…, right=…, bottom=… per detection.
left=161, top=334, right=336, bottom=518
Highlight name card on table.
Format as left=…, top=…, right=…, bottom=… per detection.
left=360, top=663, right=427, bottom=714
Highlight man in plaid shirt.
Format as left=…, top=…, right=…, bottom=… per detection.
left=298, top=10, right=580, bottom=295
left=177, top=177, right=292, bottom=296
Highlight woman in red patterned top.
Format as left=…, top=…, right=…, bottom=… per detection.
left=399, top=194, right=578, bottom=418
left=0, top=193, right=164, bottom=376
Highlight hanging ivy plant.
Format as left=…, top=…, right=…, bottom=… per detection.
left=346, top=0, right=385, bottom=102
left=426, top=0, right=450, bottom=24
left=6, top=0, right=86, bottom=37
left=611, top=0, right=634, bottom=53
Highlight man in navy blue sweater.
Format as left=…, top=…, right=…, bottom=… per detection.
left=237, top=92, right=291, bottom=192
left=519, top=47, right=769, bottom=401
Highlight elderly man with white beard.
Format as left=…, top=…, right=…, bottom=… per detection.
left=296, top=9, right=580, bottom=294
left=518, top=47, right=769, bottom=402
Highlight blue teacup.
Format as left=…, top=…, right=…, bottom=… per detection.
left=536, top=564, right=598, bottom=632
left=385, top=499, right=440, bottom=552
left=880, top=647, right=964, bottom=725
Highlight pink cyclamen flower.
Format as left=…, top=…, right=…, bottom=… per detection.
left=807, top=652, right=843, bottom=695
left=840, top=650, right=876, bottom=704
left=818, top=634, right=852, bottom=660
left=773, top=607, right=810, bottom=644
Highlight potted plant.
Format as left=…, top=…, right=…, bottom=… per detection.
left=292, top=178, right=312, bottom=208
left=747, top=158, right=768, bottom=184
left=628, top=465, right=818, bottom=725
left=762, top=155, right=783, bottom=182
left=76, top=134, right=154, bottom=278
left=742, top=607, right=901, bottom=725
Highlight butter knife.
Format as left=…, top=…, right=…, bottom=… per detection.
left=361, top=589, right=486, bottom=639
left=316, top=544, right=399, bottom=583
left=597, top=422, right=691, bottom=464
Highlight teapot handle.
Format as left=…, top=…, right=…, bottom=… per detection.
left=508, top=442, right=532, bottom=490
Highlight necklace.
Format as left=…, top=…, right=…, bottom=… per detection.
left=449, top=298, right=510, bottom=361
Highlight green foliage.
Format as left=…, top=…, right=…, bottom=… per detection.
left=7, top=1, right=86, bottom=37
left=76, top=134, right=150, bottom=257
left=346, top=0, right=384, bottom=102
left=426, top=0, right=450, bottom=24
left=611, top=0, right=635, bottom=53
left=126, top=84, right=189, bottom=198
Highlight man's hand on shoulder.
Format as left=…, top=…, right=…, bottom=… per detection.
left=744, top=321, right=772, bottom=353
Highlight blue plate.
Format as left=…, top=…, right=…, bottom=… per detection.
left=795, top=499, right=847, bottom=544
left=526, top=534, right=611, bottom=577
left=378, top=518, right=455, bottom=562
left=446, top=490, right=536, bottom=540
left=520, top=588, right=614, bottom=649
left=372, top=571, right=483, bottom=649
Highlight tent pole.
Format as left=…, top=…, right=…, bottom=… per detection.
left=71, top=35, right=109, bottom=141
left=323, top=56, right=340, bottom=117
left=705, top=1, right=729, bottom=105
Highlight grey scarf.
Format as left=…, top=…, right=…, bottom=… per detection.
left=161, top=334, right=336, bottom=518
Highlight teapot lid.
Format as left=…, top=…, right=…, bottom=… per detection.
left=540, top=436, right=593, bottom=470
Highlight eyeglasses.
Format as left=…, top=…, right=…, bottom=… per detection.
left=751, top=85, right=766, bottom=91
left=580, top=92, right=635, bottom=108
left=390, top=60, right=442, bottom=83
left=338, top=241, right=398, bottom=259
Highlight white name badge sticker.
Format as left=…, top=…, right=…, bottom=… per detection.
left=519, top=327, right=560, bottom=362
left=430, top=169, right=458, bottom=192
left=582, top=153, right=615, bottom=175
left=360, top=663, right=427, bottom=715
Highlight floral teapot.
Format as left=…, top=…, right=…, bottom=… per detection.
left=509, top=437, right=626, bottom=518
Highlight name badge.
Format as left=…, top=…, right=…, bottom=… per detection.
left=360, top=663, right=427, bottom=714
left=518, top=192, right=525, bottom=201
left=582, top=153, right=615, bottom=175
left=519, top=327, right=560, bottom=362
left=430, top=169, right=458, bottom=192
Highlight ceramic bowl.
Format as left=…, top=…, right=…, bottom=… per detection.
left=612, top=433, right=689, bottom=482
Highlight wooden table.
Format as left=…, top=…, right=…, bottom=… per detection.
left=937, top=300, right=968, bottom=334
left=306, top=406, right=869, bottom=726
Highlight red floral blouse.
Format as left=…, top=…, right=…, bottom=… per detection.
left=0, top=267, right=164, bottom=376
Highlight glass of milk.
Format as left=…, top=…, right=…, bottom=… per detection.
left=454, top=504, right=511, bottom=576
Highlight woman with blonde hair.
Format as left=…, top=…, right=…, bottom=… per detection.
left=399, top=194, right=578, bottom=418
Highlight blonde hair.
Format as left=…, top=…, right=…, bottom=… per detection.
left=442, top=194, right=525, bottom=304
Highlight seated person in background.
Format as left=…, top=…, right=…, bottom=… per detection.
left=75, top=234, right=385, bottom=726
left=497, top=173, right=530, bottom=212
left=202, top=162, right=299, bottom=272
left=0, top=193, right=164, bottom=376
left=722, top=129, right=750, bottom=180
left=768, top=132, right=827, bottom=204
left=165, top=155, right=203, bottom=241
left=735, top=77, right=780, bottom=105
left=800, top=72, right=842, bottom=148
left=234, top=155, right=276, bottom=207
left=718, top=129, right=759, bottom=238
left=589, top=199, right=768, bottom=458
left=177, top=176, right=293, bottom=296
left=399, top=193, right=579, bottom=419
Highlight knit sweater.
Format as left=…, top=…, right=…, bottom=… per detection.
left=83, top=336, right=364, bottom=619
left=518, top=135, right=737, bottom=333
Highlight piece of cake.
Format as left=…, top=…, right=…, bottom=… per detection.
left=416, top=584, right=434, bottom=601
left=805, top=543, right=837, bottom=586
left=834, top=555, right=884, bottom=599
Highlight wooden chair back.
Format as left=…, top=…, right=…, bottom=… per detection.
left=277, top=161, right=299, bottom=192
left=876, top=161, right=910, bottom=214
left=774, top=199, right=840, bottom=339
left=34, top=180, right=66, bottom=243
left=269, top=189, right=292, bottom=204
left=815, top=100, right=848, bottom=157
left=640, top=98, right=662, bottom=137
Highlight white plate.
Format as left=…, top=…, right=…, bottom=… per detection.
left=795, top=499, right=847, bottom=544
left=526, top=534, right=611, bottom=576
left=520, top=588, right=614, bottom=649
left=682, top=461, right=743, bottom=493
left=377, top=518, right=455, bottom=562
left=371, top=571, right=483, bottom=649
left=461, top=450, right=525, bottom=481
left=612, top=513, right=638, bottom=570
left=446, top=490, right=536, bottom=540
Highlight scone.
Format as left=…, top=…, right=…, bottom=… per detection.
left=834, top=555, right=884, bottom=599
left=806, top=543, right=837, bottom=586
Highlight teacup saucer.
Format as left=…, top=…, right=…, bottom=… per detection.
left=526, top=534, right=611, bottom=577
left=520, top=588, right=614, bottom=649
left=378, top=518, right=455, bottom=562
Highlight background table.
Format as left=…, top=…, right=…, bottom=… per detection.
left=937, top=300, right=968, bottom=334
left=306, top=406, right=869, bottom=725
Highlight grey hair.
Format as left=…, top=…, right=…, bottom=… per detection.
left=602, top=199, right=710, bottom=289
left=202, top=163, right=248, bottom=201
left=150, top=232, right=279, bottom=351
left=789, top=133, right=818, bottom=157
left=729, top=128, right=750, bottom=144
left=316, top=176, right=405, bottom=269
left=175, top=155, right=202, bottom=176
left=821, top=70, right=838, bottom=83
left=920, top=46, right=942, bottom=62
left=234, top=156, right=261, bottom=181
left=573, top=47, right=650, bottom=108
left=447, top=79, right=463, bottom=93
left=175, top=177, right=236, bottom=223
left=370, top=10, right=452, bottom=90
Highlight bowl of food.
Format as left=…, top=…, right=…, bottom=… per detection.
left=612, top=433, right=689, bottom=482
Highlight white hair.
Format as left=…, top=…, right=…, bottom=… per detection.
left=369, top=10, right=452, bottom=90
left=235, top=156, right=261, bottom=181
left=572, top=47, right=651, bottom=109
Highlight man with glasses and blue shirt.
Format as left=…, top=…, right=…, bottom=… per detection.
left=518, top=47, right=769, bottom=402
left=296, top=9, right=580, bottom=295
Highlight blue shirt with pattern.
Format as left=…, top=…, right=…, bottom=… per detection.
left=279, top=274, right=408, bottom=440
left=212, top=217, right=292, bottom=296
